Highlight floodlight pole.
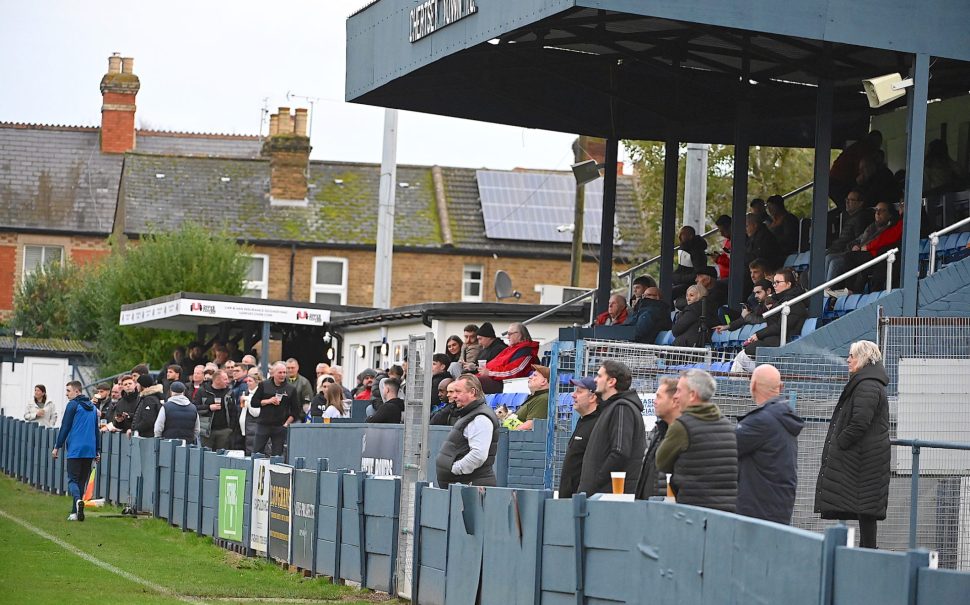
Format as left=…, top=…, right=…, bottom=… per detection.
left=570, top=138, right=586, bottom=287
left=374, top=109, right=398, bottom=310
left=595, top=138, right=619, bottom=316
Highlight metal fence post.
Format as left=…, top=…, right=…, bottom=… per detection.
left=819, top=525, right=849, bottom=605
left=909, top=443, right=921, bottom=550
left=572, top=493, right=588, bottom=605
left=886, top=250, right=896, bottom=292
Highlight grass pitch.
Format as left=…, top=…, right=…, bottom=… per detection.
left=0, top=474, right=396, bottom=604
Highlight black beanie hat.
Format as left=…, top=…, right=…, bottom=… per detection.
left=477, top=322, right=496, bottom=338
left=137, top=374, right=155, bottom=390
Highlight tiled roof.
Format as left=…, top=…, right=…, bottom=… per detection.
left=0, top=336, right=94, bottom=355
left=137, top=130, right=263, bottom=159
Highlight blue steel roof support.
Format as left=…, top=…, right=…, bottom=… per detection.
left=808, top=78, right=833, bottom=318
left=659, top=140, right=678, bottom=303
left=901, top=53, right=930, bottom=316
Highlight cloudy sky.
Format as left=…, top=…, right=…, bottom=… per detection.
left=0, top=0, right=633, bottom=170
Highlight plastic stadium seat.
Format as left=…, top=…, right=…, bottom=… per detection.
left=833, top=296, right=850, bottom=317
left=558, top=373, right=574, bottom=385
left=725, top=328, right=742, bottom=349
left=793, top=251, right=810, bottom=272
left=656, top=331, right=674, bottom=346
left=557, top=393, right=573, bottom=414
left=801, top=317, right=818, bottom=337
left=783, top=253, right=798, bottom=268
left=843, top=294, right=862, bottom=313
left=738, top=324, right=756, bottom=344
left=919, top=238, right=931, bottom=260
left=710, top=330, right=729, bottom=351
left=508, top=393, right=528, bottom=410
left=485, top=394, right=498, bottom=408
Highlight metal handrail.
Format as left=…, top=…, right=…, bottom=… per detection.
left=762, top=247, right=898, bottom=345
left=892, top=438, right=970, bottom=549
left=928, top=215, right=970, bottom=274
left=616, top=227, right=719, bottom=279
left=781, top=181, right=813, bottom=200
left=521, top=288, right=596, bottom=328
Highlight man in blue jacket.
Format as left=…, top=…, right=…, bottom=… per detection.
left=52, top=381, right=100, bottom=521
left=736, top=365, right=804, bottom=524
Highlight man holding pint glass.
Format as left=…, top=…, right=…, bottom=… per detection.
left=576, top=360, right=646, bottom=496
left=250, top=362, right=298, bottom=456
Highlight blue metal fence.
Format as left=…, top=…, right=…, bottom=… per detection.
left=3, top=413, right=970, bottom=604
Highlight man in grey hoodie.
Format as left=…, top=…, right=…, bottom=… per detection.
left=154, top=381, right=200, bottom=443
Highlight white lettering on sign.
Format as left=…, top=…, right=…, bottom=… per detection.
left=409, top=0, right=477, bottom=43
left=361, top=457, right=395, bottom=476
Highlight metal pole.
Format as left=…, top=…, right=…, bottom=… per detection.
left=570, top=138, right=587, bottom=287
left=659, top=139, right=679, bottom=302
left=909, top=444, right=920, bottom=550
left=809, top=78, right=834, bottom=317
left=373, top=108, right=398, bottom=309
left=928, top=235, right=938, bottom=275
left=728, top=99, right=751, bottom=308
left=780, top=305, right=790, bottom=346
left=901, top=53, right=930, bottom=315
left=260, top=322, right=270, bottom=377
left=886, top=251, right=896, bottom=293
left=595, top=139, right=619, bottom=316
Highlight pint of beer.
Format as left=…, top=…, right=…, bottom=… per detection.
left=610, top=471, right=626, bottom=494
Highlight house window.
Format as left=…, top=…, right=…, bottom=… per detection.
left=311, top=257, right=348, bottom=305
left=243, top=254, right=269, bottom=299
left=462, top=264, right=484, bottom=302
left=22, top=245, right=63, bottom=281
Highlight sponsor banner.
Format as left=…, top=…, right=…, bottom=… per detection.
left=250, top=459, right=270, bottom=554
left=268, top=464, right=294, bottom=563
left=218, top=469, right=246, bottom=541
left=120, top=298, right=329, bottom=327
left=361, top=428, right=402, bottom=477
left=290, top=469, right=318, bottom=570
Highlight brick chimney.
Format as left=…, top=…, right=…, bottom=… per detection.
left=262, top=107, right=312, bottom=203
left=99, top=52, right=140, bottom=154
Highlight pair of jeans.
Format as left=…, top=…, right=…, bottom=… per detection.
left=66, top=458, right=94, bottom=513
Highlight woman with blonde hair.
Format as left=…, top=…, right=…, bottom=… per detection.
left=815, top=340, right=890, bottom=548
left=321, top=382, right=351, bottom=420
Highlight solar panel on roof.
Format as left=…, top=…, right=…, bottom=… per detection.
left=476, top=170, right=606, bottom=244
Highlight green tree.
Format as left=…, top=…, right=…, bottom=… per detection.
left=11, top=260, right=82, bottom=339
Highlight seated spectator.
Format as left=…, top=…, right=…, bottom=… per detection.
left=826, top=201, right=899, bottom=297
left=829, top=131, right=882, bottom=207
left=712, top=215, right=732, bottom=278
left=627, top=275, right=657, bottom=315
left=745, top=213, right=783, bottom=272
left=825, top=189, right=875, bottom=281
left=366, top=378, right=405, bottom=423
left=924, top=138, right=967, bottom=194
left=595, top=294, right=629, bottom=326
left=470, top=322, right=506, bottom=372
left=457, top=324, right=483, bottom=372
left=857, top=154, right=900, bottom=208
left=672, top=226, right=709, bottom=298
left=746, top=258, right=771, bottom=307
left=514, top=365, right=550, bottom=431
left=766, top=195, right=800, bottom=255
left=622, top=286, right=672, bottom=344
left=714, top=279, right=773, bottom=333
left=478, top=322, right=540, bottom=394
left=672, top=284, right=709, bottom=347
left=731, top=268, right=807, bottom=372
left=694, top=267, right=728, bottom=314
left=444, top=335, right=463, bottom=364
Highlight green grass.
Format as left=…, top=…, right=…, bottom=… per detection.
left=0, top=475, right=394, bottom=604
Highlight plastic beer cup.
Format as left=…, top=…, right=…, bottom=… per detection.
left=610, top=471, right=626, bottom=494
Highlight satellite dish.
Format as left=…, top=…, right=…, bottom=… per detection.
left=494, top=270, right=522, bottom=300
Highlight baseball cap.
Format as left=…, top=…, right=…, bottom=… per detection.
left=569, top=376, right=596, bottom=391
left=170, top=381, right=186, bottom=394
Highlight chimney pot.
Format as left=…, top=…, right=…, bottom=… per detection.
left=294, top=108, right=309, bottom=137
left=277, top=107, right=293, bottom=134
left=121, top=57, right=134, bottom=74
left=100, top=53, right=139, bottom=154
left=108, top=53, right=122, bottom=74
left=268, top=114, right=279, bottom=136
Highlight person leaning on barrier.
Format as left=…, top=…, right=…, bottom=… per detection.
left=815, top=340, right=890, bottom=549
left=576, top=360, right=646, bottom=496
left=635, top=377, right=680, bottom=500
left=435, top=374, right=499, bottom=490
left=513, top=365, right=550, bottom=431
left=367, top=378, right=405, bottom=424
left=656, top=369, right=738, bottom=512
left=736, top=365, right=804, bottom=524
left=557, top=376, right=601, bottom=499
left=153, top=381, right=200, bottom=444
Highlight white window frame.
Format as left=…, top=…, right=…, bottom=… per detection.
left=22, top=244, right=64, bottom=282
left=310, top=256, right=348, bottom=305
left=462, top=264, right=484, bottom=302
left=243, top=254, right=269, bottom=299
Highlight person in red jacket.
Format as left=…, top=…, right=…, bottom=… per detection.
left=477, top=322, right=540, bottom=394
left=836, top=201, right=902, bottom=294
left=595, top=294, right=629, bottom=326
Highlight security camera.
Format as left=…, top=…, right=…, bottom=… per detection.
left=556, top=224, right=575, bottom=233
left=862, top=73, right=913, bottom=109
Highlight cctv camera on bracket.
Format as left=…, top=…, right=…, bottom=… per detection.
left=862, top=73, right=914, bottom=109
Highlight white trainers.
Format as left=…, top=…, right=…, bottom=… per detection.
left=76, top=500, right=85, bottom=522
left=824, top=287, right=850, bottom=298
left=67, top=513, right=78, bottom=521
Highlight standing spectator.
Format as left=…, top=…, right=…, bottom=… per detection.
left=635, top=377, right=679, bottom=500
left=320, top=383, right=351, bottom=420
left=656, top=370, right=738, bottom=512
left=765, top=195, right=800, bottom=256
left=308, top=375, right=332, bottom=419
left=477, top=322, right=539, bottom=394
left=744, top=213, right=783, bottom=272
left=367, top=378, right=405, bottom=423
left=250, top=362, right=299, bottom=456
left=153, top=381, right=200, bottom=443
left=458, top=324, right=483, bottom=371
left=238, top=373, right=263, bottom=456
left=513, top=365, right=550, bottom=431
left=829, top=131, right=882, bottom=206
left=160, top=364, right=183, bottom=400
left=52, top=381, right=99, bottom=521
left=241, top=354, right=258, bottom=368
left=749, top=198, right=769, bottom=224
left=230, top=364, right=249, bottom=401
left=595, top=294, right=629, bottom=326
left=444, top=336, right=463, bottom=364
left=577, top=360, right=646, bottom=495
left=815, top=341, right=890, bottom=548
left=435, top=375, right=499, bottom=490
left=212, top=344, right=231, bottom=368
left=315, top=363, right=331, bottom=383
left=430, top=354, right=452, bottom=407
left=857, top=154, right=900, bottom=208
left=25, top=384, right=58, bottom=428
left=736, top=365, right=804, bottom=524
left=100, top=383, right=123, bottom=426
left=189, top=365, right=206, bottom=400
left=354, top=369, right=378, bottom=400
left=183, top=342, right=207, bottom=378
left=430, top=378, right=457, bottom=426
left=330, top=365, right=352, bottom=399
left=105, top=375, right=139, bottom=433
left=131, top=374, right=164, bottom=437
left=90, top=383, right=112, bottom=419
left=285, top=358, right=314, bottom=415
left=194, top=369, right=238, bottom=449
left=557, top=376, right=601, bottom=499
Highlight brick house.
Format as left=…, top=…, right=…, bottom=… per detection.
left=0, top=54, right=645, bottom=318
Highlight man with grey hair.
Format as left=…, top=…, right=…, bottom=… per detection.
left=435, top=374, right=499, bottom=490
left=249, top=361, right=299, bottom=456
left=657, top=369, right=738, bottom=512
left=477, top=322, right=539, bottom=394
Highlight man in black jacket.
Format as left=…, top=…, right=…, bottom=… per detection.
left=577, top=360, right=646, bottom=495
left=250, top=362, right=299, bottom=456
left=430, top=378, right=458, bottom=426
left=105, top=375, right=139, bottom=433
left=744, top=213, right=784, bottom=271
left=557, top=377, right=601, bottom=499
left=131, top=374, right=164, bottom=437
left=472, top=322, right=507, bottom=370
left=622, top=286, right=671, bottom=344
left=194, top=369, right=238, bottom=450
left=367, top=378, right=405, bottom=424
left=635, top=377, right=679, bottom=500
left=736, top=365, right=804, bottom=524
left=429, top=354, right=452, bottom=408
left=672, top=226, right=709, bottom=299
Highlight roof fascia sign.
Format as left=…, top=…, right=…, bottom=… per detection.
left=119, top=298, right=331, bottom=327
left=409, top=0, right=478, bottom=43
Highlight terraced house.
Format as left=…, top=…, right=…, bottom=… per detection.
left=0, top=54, right=643, bottom=316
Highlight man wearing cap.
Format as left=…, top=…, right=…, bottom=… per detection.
left=435, top=375, right=499, bottom=490
left=478, top=322, right=539, bottom=394
left=513, top=365, right=551, bottom=431
left=595, top=294, right=629, bottom=326
left=694, top=266, right=728, bottom=314
left=154, top=381, right=200, bottom=443
left=557, top=376, right=601, bottom=498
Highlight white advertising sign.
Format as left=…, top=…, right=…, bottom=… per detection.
left=120, top=298, right=330, bottom=327
left=250, top=458, right=271, bottom=554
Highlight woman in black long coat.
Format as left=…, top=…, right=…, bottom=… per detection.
left=815, top=340, right=891, bottom=548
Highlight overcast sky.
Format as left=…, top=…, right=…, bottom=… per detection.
left=0, top=0, right=635, bottom=170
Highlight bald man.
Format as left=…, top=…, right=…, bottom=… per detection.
left=735, top=365, right=805, bottom=524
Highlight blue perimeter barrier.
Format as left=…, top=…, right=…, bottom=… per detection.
left=2, top=413, right=969, bottom=604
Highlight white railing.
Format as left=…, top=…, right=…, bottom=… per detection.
left=520, top=287, right=596, bottom=329
left=762, top=247, right=898, bottom=345
left=928, top=215, right=970, bottom=275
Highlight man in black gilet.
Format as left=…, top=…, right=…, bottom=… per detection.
left=435, top=375, right=499, bottom=490
left=656, top=369, right=738, bottom=512
left=153, top=381, right=200, bottom=443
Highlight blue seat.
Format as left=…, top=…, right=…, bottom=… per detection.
left=919, top=238, right=931, bottom=260
left=782, top=253, right=797, bottom=268
left=793, top=251, right=810, bottom=272
left=485, top=393, right=498, bottom=408
left=843, top=294, right=863, bottom=313
left=710, top=329, right=729, bottom=351
left=508, top=393, right=527, bottom=410
left=656, top=330, right=674, bottom=346
left=801, top=317, right=818, bottom=337
left=558, top=372, right=573, bottom=385
left=557, top=393, right=573, bottom=414
left=725, top=328, right=742, bottom=349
